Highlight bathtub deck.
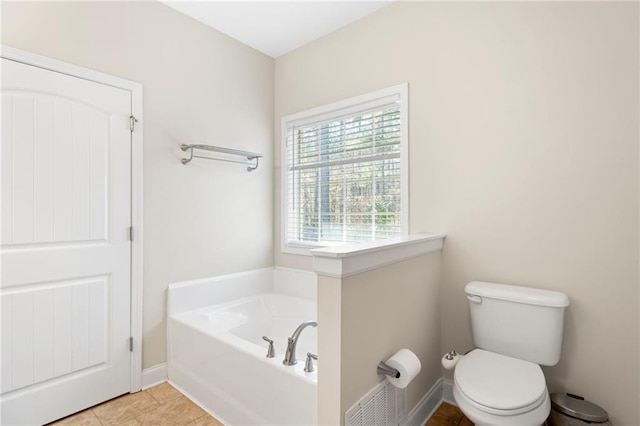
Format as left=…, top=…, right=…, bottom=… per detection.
left=48, top=383, right=224, bottom=426
left=425, top=402, right=473, bottom=426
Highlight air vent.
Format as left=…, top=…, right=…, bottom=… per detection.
left=345, top=380, right=407, bottom=426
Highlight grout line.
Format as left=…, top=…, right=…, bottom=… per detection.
left=91, top=408, right=107, bottom=426
left=88, top=410, right=103, bottom=426
left=185, top=412, right=209, bottom=426
left=144, top=385, right=184, bottom=405
left=56, top=386, right=219, bottom=426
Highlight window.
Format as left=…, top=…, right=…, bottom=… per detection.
left=281, top=84, right=408, bottom=254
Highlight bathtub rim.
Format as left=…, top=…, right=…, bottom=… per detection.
left=167, top=266, right=317, bottom=317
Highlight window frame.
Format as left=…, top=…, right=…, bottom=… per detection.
left=280, top=83, right=409, bottom=255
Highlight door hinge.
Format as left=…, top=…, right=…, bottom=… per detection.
left=130, top=115, right=138, bottom=132
left=129, top=226, right=134, bottom=241
left=129, top=337, right=133, bottom=352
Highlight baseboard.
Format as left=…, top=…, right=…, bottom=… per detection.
left=405, top=378, right=456, bottom=426
left=442, top=378, right=455, bottom=404
left=141, top=363, right=167, bottom=390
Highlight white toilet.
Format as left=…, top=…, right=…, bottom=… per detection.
left=453, top=281, right=570, bottom=426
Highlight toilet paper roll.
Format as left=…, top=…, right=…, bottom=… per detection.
left=441, top=352, right=463, bottom=370
left=385, top=349, right=421, bottom=389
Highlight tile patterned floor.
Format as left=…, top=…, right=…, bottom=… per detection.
left=50, top=383, right=224, bottom=426
left=425, top=402, right=474, bottom=426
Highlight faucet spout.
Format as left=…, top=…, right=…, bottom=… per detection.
left=283, top=320, right=317, bottom=366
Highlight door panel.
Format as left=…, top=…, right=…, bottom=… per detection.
left=1, top=277, right=108, bottom=394
left=2, top=94, right=111, bottom=245
left=1, top=57, right=132, bottom=425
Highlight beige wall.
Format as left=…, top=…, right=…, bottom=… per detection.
left=275, top=2, right=639, bottom=424
left=341, top=254, right=442, bottom=417
left=2, top=1, right=275, bottom=369
left=317, top=274, right=343, bottom=426
left=317, top=253, right=441, bottom=425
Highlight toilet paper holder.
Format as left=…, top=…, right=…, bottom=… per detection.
left=377, top=361, right=400, bottom=378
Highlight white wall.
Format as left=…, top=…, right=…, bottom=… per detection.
left=2, top=1, right=275, bottom=369
left=275, top=2, right=639, bottom=424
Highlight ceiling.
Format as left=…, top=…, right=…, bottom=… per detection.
left=161, top=1, right=393, bottom=58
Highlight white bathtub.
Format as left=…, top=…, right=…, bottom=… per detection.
left=167, top=267, right=317, bottom=425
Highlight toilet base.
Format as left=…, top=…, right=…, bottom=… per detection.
left=453, top=384, right=551, bottom=426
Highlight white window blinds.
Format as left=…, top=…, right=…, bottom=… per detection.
left=284, top=90, right=405, bottom=248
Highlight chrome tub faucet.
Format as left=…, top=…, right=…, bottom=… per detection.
left=283, top=320, right=317, bottom=366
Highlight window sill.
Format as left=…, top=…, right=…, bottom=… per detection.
left=309, top=233, right=446, bottom=278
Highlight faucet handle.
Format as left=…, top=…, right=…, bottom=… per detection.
left=304, top=353, right=318, bottom=373
left=262, top=336, right=276, bottom=358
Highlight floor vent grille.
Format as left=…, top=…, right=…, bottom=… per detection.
left=345, top=380, right=407, bottom=426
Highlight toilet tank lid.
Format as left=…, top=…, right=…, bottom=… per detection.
left=465, top=281, right=570, bottom=307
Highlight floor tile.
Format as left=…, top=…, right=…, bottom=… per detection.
left=424, top=402, right=474, bottom=426
left=425, top=412, right=460, bottom=426
left=92, top=392, right=159, bottom=425
left=146, top=382, right=183, bottom=404
left=437, top=402, right=464, bottom=421
left=459, top=417, right=475, bottom=426
left=115, top=419, right=141, bottom=426
left=51, top=410, right=102, bottom=426
left=135, top=395, right=207, bottom=425
left=186, top=415, right=225, bottom=426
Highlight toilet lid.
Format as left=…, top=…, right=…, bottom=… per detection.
left=455, top=349, right=547, bottom=411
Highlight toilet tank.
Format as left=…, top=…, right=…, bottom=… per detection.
left=465, top=281, right=570, bottom=366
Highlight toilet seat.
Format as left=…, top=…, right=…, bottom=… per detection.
left=454, top=349, right=547, bottom=415
left=453, top=384, right=550, bottom=426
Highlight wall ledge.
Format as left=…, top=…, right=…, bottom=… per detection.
left=311, top=233, right=445, bottom=278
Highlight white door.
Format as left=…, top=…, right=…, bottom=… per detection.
left=1, top=57, right=132, bottom=425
